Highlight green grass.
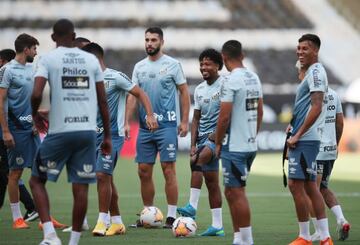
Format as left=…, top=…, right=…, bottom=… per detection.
left=1, top=153, right=359, bottom=244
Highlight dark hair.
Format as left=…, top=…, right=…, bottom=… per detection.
left=199, top=48, right=223, bottom=70
left=75, top=37, right=90, bottom=43
left=82, top=42, right=104, bottom=58
left=222, top=40, right=242, bottom=59
left=298, top=34, right=321, bottom=49
left=145, top=27, right=163, bottom=39
left=53, top=19, right=74, bottom=37
left=0, top=49, right=16, bottom=62
left=14, top=33, right=39, bottom=53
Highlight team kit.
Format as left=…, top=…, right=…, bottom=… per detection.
left=0, top=19, right=351, bottom=245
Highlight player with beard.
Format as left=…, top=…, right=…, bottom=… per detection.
left=127, top=27, right=190, bottom=228
left=0, top=34, right=40, bottom=229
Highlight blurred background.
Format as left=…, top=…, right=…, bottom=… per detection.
left=1, top=0, right=359, bottom=155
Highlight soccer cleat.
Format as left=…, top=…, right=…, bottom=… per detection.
left=105, top=223, right=126, bottom=236
left=62, top=223, right=90, bottom=232
left=13, top=218, right=29, bottom=229
left=176, top=203, right=196, bottom=219
left=288, top=237, right=312, bottom=245
left=310, top=232, right=320, bottom=241
left=92, top=221, right=107, bottom=236
left=337, top=220, right=350, bottom=241
left=38, top=217, right=68, bottom=230
left=199, top=226, right=225, bottom=236
left=128, top=217, right=143, bottom=228
left=24, top=210, right=39, bottom=222
left=163, top=217, right=176, bottom=229
left=39, top=235, right=62, bottom=245
left=320, top=237, right=333, bottom=245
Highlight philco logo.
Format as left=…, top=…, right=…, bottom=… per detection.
left=62, top=76, right=89, bottom=89
left=64, top=115, right=89, bottom=123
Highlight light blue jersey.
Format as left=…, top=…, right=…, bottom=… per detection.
left=35, top=47, right=103, bottom=134
left=194, top=76, right=224, bottom=138
left=132, top=54, right=186, bottom=129
left=0, top=60, right=35, bottom=132
left=97, top=68, right=135, bottom=136
left=316, top=88, right=342, bottom=160
left=291, top=63, right=328, bottom=141
left=220, top=68, right=263, bottom=152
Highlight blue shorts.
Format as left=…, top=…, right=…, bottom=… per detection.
left=8, top=131, right=40, bottom=170
left=95, top=133, right=124, bottom=175
left=136, top=127, right=177, bottom=164
left=196, top=136, right=218, bottom=172
left=317, top=160, right=335, bottom=189
left=220, top=151, right=256, bottom=187
left=32, top=131, right=97, bottom=184
left=288, top=140, right=320, bottom=181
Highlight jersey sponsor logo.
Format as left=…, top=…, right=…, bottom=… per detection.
left=63, top=96, right=89, bottom=102
left=246, top=98, right=259, bottom=111
left=149, top=72, right=156, bottom=79
left=63, top=67, right=88, bottom=75
left=327, top=105, right=335, bottom=111
left=325, top=118, right=336, bottom=123
left=62, top=76, right=89, bottom=89
left=246, top=89, right=260, bottom=97
left=288, top=158, right=298, bottom=166
left=64, top=115, right=89, bottom=123
left=247, top=137, right=256, bottom=143
left=77, top=164, right=96, bottom=178
left=166, top=144, right=176, bottom=151
left=328, top=94, right=334, bottom=100
left=211, top=91, right=221, bottom=100
left=323, top=145, right=336, bottom=152
left=19, top=115, right=33, bottom=123
left=312, top=69, right=321, bottom=88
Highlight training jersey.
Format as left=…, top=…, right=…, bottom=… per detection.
left=96, top=68, right=135, bottom=136
left=132, top=54, right=186, bottom=129
left=291, top=63, right=328, bottom=141
left=0, top=59, right=35, bottom=132
left=35, top=46, right=103, bottom=134
left=194, top=76, right=224, bottom=139
left=316, top=88, right=342, bottom=160
left=220, top=67, right=263, bottom=152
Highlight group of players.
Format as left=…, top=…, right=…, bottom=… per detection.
left=0, top=18, right=351, bottom=245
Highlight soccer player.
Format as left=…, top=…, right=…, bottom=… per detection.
left=177, top=48, right=224, bottom=236
left=30, top=19, right=111, bottom=245
left=215, top=40, right=263, bottom=245
left=127, top=27, right=190, bottom=228
left=73, top=37, right=90, bottom=49
left=82, top=42, right=158, bottom=236
left=286, top=34, right=333, bottom=245
left=0, top=35, right=40, bottom=229
left=0, top=48, right=38, bottom=222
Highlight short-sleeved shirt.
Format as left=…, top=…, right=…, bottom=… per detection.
left=291, top=63, right=328, bottom=141
left=317, top=88, right=342, bottom=160
left=35, top=47, right=103, bottom=134
left=220, top=68, right=263, bottom=152
left=96, top=68, right=135, bottom=136
left=132, top=54, right=186, bottom=129
left=193, top=76, right=224, bottom=140
left=0, top=59, right=35, bottom=132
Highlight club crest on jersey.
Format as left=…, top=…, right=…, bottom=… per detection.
left=159, top=68, right=167, bottom=75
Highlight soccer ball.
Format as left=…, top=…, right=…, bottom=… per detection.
left=172, top=217, right=197, bottom=237
left=139, top=206, right=163, bottom=228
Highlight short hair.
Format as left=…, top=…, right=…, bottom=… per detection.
left=298, top=34, right=321, bottom=49
left=14, top=33, right=39, bottom=53
left=145, top=27, right=163, bottom=39
left=53, top=19, right=74, bottom=37
left=81, top=42, right=104, bottom=58
left=199, top=48, right=223, bottom=70
left=0, top=49, right=16, bottom=62
left=222, top=40, right=243, bottom=59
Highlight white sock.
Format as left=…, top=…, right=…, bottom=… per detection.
left=167, top=205, right=177, bottom=218
left=83, top=216, right=88, bottom=225
left=316, top=218, right=330, bottom=241
left=111, top=215, right=123, bottom=224
left=233, top=231, right=241, bottom=244
left=240, top=226, right=253, bottom=245
left=69, top=231, right=81, bottom=245
left=298, top=221, right=311, bottom=240
left=211, top=208, right=223, bottom=229
left=97, top=212, right=108, bottom=223
left=43, top=221, right=56, bottom=238
left=10, top=202, right=22, bottom=221
left=189, top=188, right=201, bottom=209
left=331, top=205, right=345, bottom=224
left=106, top=212, right=111, bottom=226
left=311, top=217, right=319, bottom=233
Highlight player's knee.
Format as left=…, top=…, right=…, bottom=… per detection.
left=191, top=163, right=202, bottom=172
left=163, top=167, right=176, bottom=181
left=8, top=170, right=22, bottom=181
left=138, top=168, right=152, bottom=180
left=96, top=172, right=110, bottom=183
left=224, top=188, right=234, bottom=201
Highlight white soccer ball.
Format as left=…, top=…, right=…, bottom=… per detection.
left=140, top=206, right=163, bottom=228
left=172, top=217, right=197, bottom=237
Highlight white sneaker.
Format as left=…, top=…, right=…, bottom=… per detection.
left=62, top=223, right=89, bottom=233
left=39, top=235, right=62, bottom=245
left=311, top=231, right=320, bottom=241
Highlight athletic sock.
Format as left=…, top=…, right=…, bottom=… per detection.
left=233, top=231, right=241, bottom=244
left=240, top=226, right=253, bottom=245
left=43, top=221, right=56, bottom=238
left=330, top=205, right=345, bottom=224
left=189, top=188, right=201, bottom=209
left=97, top=212, right=108, bottom=223
left=167, top=205, right=177, bottom=218
left=298, top=221, right=311, bottom=240
left=316, top=218, right=331, bottom=240
left=311, top=217, right=319, bottom=233
left=111, top=215, right=123, bottom=224
left=69, top=231, right=81, bottom=245
left=10, top=202, right=22, bottom=221
left=211, top=208, right=222, bottom=229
